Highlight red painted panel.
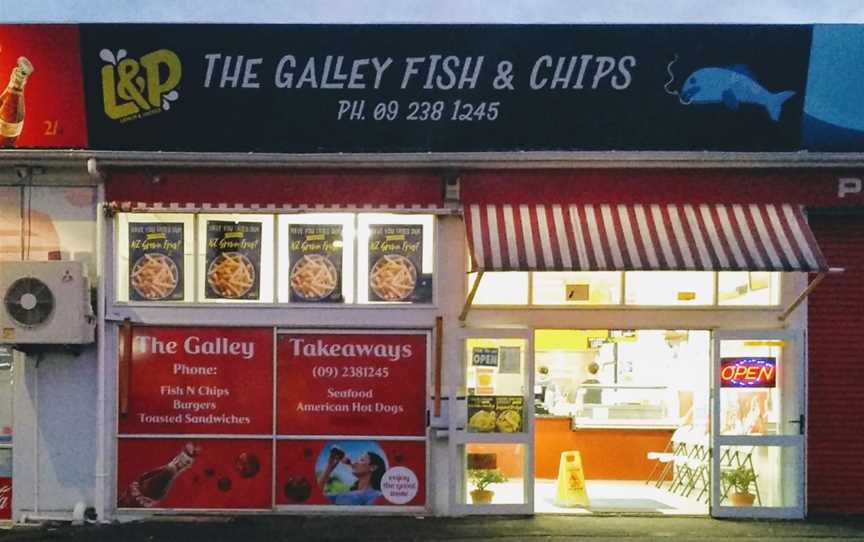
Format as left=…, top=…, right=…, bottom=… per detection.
left=807, top=213, right=864, bottom=515
left=0, top=476, right=10, bottom=520
left=462, top=170, right=864, bottom=208
left=117, top=438, right=272, bottom=509
left=0, top=25, right=88, bottom=148
left=105, top=169, right=444, bottom=208
left=119, top=326, right=274, bottom=435
left=275, top=439, right=425, bottom=507
left=276, top=332, right=427, bottom=437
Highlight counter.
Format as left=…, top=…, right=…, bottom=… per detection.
left=535, top=416, right=673, bottom=480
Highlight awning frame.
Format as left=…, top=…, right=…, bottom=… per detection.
left=458, top=271, right=484, bottom=324
left=778, top=267, right=845, bottom=321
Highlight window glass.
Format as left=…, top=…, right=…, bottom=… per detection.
left=532, top=271, right=621, bottom=305
left=718, top=272, right=780, bottom=306
left=535, top=329, right=710, bottom=425
left=719, top=339, right=783, bottom=436
left=357, top=214, right=434, bottom=304
left=117, top=213, right=195, bottom=303
left=465, top=443, right=526, bottom=505
left=465, top=338, right=526, bottom=434
left=0, top=346, right=12, bottom=443
left=720, top=445, right=800, bottom=508
left=469, top=269, right=783, bottom=308
left=625, top=271, right=714, bottom=305
left=197, top=214, right=274, bottom=303
left=278, top=214, right=355, bottom=304
left=469, top=272, right=528, bottom=305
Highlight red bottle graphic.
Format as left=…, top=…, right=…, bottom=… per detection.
left=119, top=443, right=197, bottom=507
left=0, top=57, right=34, bottom=148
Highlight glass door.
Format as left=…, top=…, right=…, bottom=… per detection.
left=451, top=329, right=534, bottom=514
left=711, top=330, right=804, bottom=518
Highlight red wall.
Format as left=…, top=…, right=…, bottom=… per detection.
left=807, top=212, right=864, bottom=515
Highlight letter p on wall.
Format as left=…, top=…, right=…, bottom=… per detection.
left=838, top=177, right=862, bottom=198
left=140, top=49, right=182, bottom=107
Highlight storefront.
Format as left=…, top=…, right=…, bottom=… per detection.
left=104, top=170, right=442, bottom=513
left=454, top=169, right=836, bottom=518
left=1, top=22, right=864, bottom=521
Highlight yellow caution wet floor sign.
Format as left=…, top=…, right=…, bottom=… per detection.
left=555, top=451, right=590, bottom=507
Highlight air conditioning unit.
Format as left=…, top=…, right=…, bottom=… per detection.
left=0, top=261, right=95, bottom=345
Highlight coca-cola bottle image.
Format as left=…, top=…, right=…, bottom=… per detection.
left=118, top=443, right=198, bottom=507
left=0, top=57, right=34, bottom=148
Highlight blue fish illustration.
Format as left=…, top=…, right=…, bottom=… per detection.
left=680, top=65, right=795, bottom=122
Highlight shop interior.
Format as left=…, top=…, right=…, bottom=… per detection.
left=532, top=329, right=711, bottom=514
left=464, top=329, right=789, bottom=514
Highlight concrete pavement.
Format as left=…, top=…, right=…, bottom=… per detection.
left=1, top=515, right=864, bottom=541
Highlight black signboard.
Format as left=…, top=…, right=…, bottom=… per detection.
left=204, top=221, right=262, bottom=300
left=471, top=347, right=499, bottom=367
left=288, top=224, right=343, bottom=303
left=367, top=224, right=432, bottom=303
left=128, top=223, right=184, bottom=301
left=79, top=24, right=812, bottom=153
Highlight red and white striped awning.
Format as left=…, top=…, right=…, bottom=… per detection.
left=465, top=203, right=828, bottom=272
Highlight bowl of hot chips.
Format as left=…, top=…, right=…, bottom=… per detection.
left=131, top=253, right=179, bottom=300
left=290, top=254, right=338, bottom=301
left=369, top=254, right=417, bottom=301
left=207, top=252, right=256, bottom=298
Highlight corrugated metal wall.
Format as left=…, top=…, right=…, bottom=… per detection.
left=807, top=212, right=864, bottom=515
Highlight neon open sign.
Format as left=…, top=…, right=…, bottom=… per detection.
left=720, top=357, right=776, bottom=388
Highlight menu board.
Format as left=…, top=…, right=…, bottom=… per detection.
left=117, top=438, right=272, bottom=509
left=288, top=224, right=343, bottom=303
left=119, top=326, right=273, bottom=435
left=367, top=224, right=432, bottom=303
left=204, top=221, right=262, bottom=300
left=128, top=222, right=184, bottom=301
left=467, top=395, right=524, bottom=433
left=276, top=439, right=425, bottom=507
left=276, top=332, right=427, bottom=436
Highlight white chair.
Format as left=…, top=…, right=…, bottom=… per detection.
left=645, top=425, right=691, bottom=488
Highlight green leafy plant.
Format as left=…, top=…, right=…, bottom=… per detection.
left=467, top=469, right=507, bottom=492
left=721, top=465, right=758, bottom=494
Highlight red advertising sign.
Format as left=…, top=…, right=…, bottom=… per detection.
left=117, top=438, right=271, bottom=509
left=276, top=332, right=427, bottom=436
left=0, top=476, right=10, bottom=520
left=120, top=327, right=273, bottom=435
left=276, top=439, right=425, bottom=507
left=0, top=25, right=87, bottom=148
left=720, top=357, right=777, bottom=388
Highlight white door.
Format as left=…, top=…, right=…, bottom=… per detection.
left=450, top=329, right=534, bottom=515
left=711, top=330, right=805, bottom=518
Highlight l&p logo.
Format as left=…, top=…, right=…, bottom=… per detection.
left=100, top=48, right=182, bottom=122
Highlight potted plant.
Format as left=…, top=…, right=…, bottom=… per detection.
left=721, top=465, right=758, bottom=506
left=467, top=469, right=507, bottom=504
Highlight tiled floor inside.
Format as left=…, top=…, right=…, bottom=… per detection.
left=482, top=479, right=708, bottom=515
left=537, top=479, right=708, bottom=514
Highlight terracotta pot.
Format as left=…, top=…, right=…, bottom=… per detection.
left=729, top=492, right=756, bottom=506
left=470, top=489, right=494, bottom=504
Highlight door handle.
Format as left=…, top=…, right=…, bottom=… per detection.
left=789, top=414, right=805, bottom=435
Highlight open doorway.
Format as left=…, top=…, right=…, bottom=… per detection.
left=533, top=329, right=710, bottom=515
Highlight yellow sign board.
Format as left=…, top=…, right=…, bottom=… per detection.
left=565, top=283, right=590, bottom=301
left=554, top=450, right=590, bottom=507
left=743, top=340, right=786, bottom=347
